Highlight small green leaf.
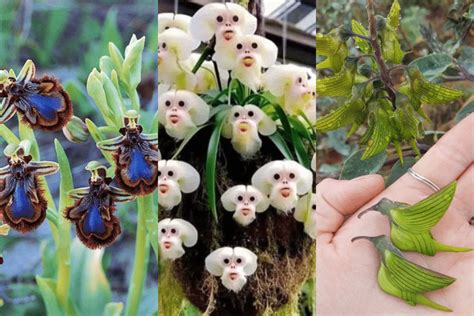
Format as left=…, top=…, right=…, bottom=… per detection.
left=123, top=35, right=145, bottom=90
left=140, top=195, right=158, bottom=259
left=455, top=101, right=474, bottom=123
left=351, top=20, right=370, bottom=53
left=206, top=109, right=230, bottom=222
left=103, top=302, right=124, bottom=316
left=69, top=239, right=112, bottom=316
left=108, top=42, right=124, bottom=75
left=268, top=131, right=295, bottom=161
left=386, top=156, right=417, bottom=187
left=341, top=149, right=387, bottom=180
left=387, top=0, right=401, bottom=29
left=36, top=277, right=63, bottom=316
left=409, top=53, right=452, bottom=81
left=0, top=125, right=20, bottom=145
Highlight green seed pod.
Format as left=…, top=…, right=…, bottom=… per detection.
left=352, top=235, right=456, bottom=312
left=360, top=181, right=472, bottom=256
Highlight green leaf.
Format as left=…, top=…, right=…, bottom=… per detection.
left=340, top=149, right=387, bottom=180
left=386, top=156, right=417, bottom=187
left=171, top=125, right=207, bottom=159
left=455, top=101, right=474, bottom=123
left=409, top=54, right=452, bottom=81
left=206, top=109, right=230, bottom=222
left=103, top=302, right=124, bottom=316
left=54, top=140, right=73, bottom=313
left=0, top=125, right=20, bottom=145
left=85, top=119, right=115, bottom=165
left=140, top=195, right=158, bottom=259
left=36, top=276, right=63, bottom=316
left=351, top=20, right=370, bottom=53
left=274, top=106, right=309, bottom=167
left=268, top=131, right=295, bottom=160
left=315, top=31, right=348, bottom=71
left=123, top=36, right=145, bottom=90
left=69, top=238, right=112, bottom=316
left=387, top=0, right=401, bottom=29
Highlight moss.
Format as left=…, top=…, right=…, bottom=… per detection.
left=159, top=127, right=316, bottom=315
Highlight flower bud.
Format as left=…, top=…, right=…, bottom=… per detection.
left=62, top=116, right=89, bottom=143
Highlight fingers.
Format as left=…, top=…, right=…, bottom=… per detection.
left=394, top=113, right=474, bottom=196
left=316, top=174, right=385, bottom=244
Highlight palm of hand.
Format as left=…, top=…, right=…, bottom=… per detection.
left=316, top=115, right=474, bottom=316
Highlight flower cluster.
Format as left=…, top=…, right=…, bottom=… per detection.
left=158, top=2, right=316, bottom=295
left=0, top=35, right=159, bottom=250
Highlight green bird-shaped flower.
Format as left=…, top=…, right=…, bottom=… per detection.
left=352, top=235, right=456, bottom=312
left=359, top=181, right=472, bottom=256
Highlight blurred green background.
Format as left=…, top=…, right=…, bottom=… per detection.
left=0, top=0, right=157, bottom=314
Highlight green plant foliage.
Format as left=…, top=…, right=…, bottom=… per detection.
left=316, top=0, right=465, bottom=163
left=340, top=149, right=387, bottom=180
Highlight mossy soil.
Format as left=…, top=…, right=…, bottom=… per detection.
left=159, top=126, right=315, bottom=315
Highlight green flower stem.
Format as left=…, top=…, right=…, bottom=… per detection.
left=54, top=140, right=74, bottom=315
left=125, top=197, right=151, bottom=316
left=128, top=87, right=141, bottom=112
left=192, top=46, right=213, bottom=74
left=142, top=194, right=158, bottom=259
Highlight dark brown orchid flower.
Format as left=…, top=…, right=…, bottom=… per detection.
left=0, top=60, right=72, bottom=131
left=98, top=110, right=159, bottom=196
left=64, top=161, right=135, bottom=249
left=0, top=141, right=58, bottom=233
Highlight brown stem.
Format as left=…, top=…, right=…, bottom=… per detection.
left=247, top=0, right=265, bottom=36
left=367, top=0, right=396, bottom=108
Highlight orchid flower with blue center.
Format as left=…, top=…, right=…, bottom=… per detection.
left=0, top=60, right=72, bottom=131
left=213, top=34, right=277, bottom=91
left=65, top=161, right=135, bottom=249
left=262, top=64, right=313, bottom=115
left=97, top=110, right=159, bottom=196
left=0, top=140, right=58, bottom=233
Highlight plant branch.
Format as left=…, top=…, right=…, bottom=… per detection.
left=366, top=0, right=397, bottom=108
left=212, top=61, right=223, bottom=91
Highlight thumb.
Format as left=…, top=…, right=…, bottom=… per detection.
left=316, top=174, right=384, bottom=244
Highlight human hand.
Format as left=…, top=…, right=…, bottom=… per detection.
left=316, top=114, right=474, bottom=315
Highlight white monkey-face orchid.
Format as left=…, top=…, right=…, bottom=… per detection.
left=205, top=246, right=258, bottom=293
left=158, top=160, right=200, bottom=210
left=214, top=34, right=278, bottom=91
left=221, top=104, right=276, bottom=157
left=158, top=13, right=192, bottom=34
left=158, top=218, right=198, bottom=260
left=251, top=160, right=313, bottom=213
left=263, top=64, right=313, bottom=115
left=158, top=90, right=210, bottom=140
left=158, top=28, right=200, bottom=89
left=294, top=193, right=316, bottom=239
left=190, top=3, right=257, bottom=46
left=221, top=185, right=269, bottom=226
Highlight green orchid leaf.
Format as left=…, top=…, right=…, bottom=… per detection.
left=206, top=109, right=230, bottom=222
left=36, top=277, right=63, bottom=316
left=103, top=302, right=124, bottom=316
left=268, top=131, right=295, bottom=161
left=69, top=238, right=113, bottom=316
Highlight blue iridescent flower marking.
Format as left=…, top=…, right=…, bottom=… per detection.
left=0, top=140, right=58, bottom=233
left=97, top=110, right=158, bottom=196
left=0, top=60, right=73, bottom=131
left=11, top=182, right=35, bottom=220
left=65, top=162, right=135, bottom=249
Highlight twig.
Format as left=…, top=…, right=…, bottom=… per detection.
left=367, top=0, right=397, bottom=108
